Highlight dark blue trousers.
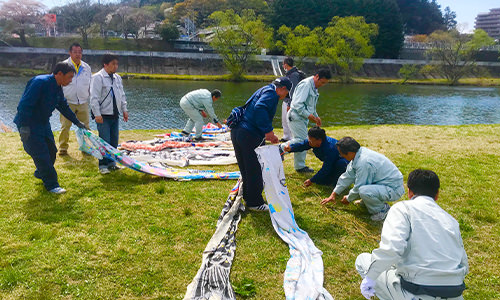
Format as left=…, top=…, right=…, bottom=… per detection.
left=314, top=159, right=349, bottom=186
left=20, top=123, right=59, bottom=190
left=231, top=126, right=266, bottom=207
left=96, top=118, right=119, bottom=168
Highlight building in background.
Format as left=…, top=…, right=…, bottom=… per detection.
left=475, top=8, right=500, bottom=40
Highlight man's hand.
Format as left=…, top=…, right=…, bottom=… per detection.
left=216, top=122, right=222, bottom=128
left=304, top=179, right=313, bottom=187
left=340, top=195, right=350, bottom=205
left=283, top=144, right=291, bottom=152
left=123, top=111, right=129, bottom=122
left=360, top=277, right=376, bottom=299
left=265, top=131, right=279, bottom=144
left=95, top=116, right=104, bottom=124
left=201, top=110, right=207, bottom=118
left=315, top=116, right=322, bottom=127
left=19, top=126, right=30, bottom=142
left=321, top=191, right=337, bottom=205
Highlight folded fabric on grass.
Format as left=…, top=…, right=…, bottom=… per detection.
left=255, top=145, right=334, bottom=300
left=155, top=131, right=232, bottom=141
left=184, top=179, right=245, bottom=300
left=120, top=138, right=232, bottom=152
left=123, top=148, right=237, bottom=167
left=76, top=128, right=240, bottom=180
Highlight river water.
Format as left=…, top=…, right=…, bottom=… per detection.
left=1, top=76, right=499, bottom=131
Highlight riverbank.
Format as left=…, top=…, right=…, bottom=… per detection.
left=2, top=67, right=500, bottom=86
left=0, top=125, right=499, bottom=299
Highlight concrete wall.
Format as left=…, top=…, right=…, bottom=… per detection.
left=1, top=47, right=500, bottom=78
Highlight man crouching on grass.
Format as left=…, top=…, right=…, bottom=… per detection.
left=355, top=169, right=468, bottom=300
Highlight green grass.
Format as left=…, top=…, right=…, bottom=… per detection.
left=0, top=125, right=499, bottom=299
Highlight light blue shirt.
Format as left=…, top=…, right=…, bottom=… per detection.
left=290, top=76, right=319, bottom=119
left=182, top=89, right=218, bottom=123
left=333, top=147, right=404, bottom=202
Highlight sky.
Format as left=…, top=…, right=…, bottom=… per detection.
left=3, top=0, right=500, bottom=33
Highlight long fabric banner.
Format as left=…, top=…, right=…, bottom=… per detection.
left=184, top=180, right=244, bottom=300
left=75, top=128, right=240, bottom=180
left=255, top=145, right=334, bottom=300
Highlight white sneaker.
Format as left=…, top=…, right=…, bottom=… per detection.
left=49, top=187, right=66, bottom=194
left=99, top=167, right=110, bottom=175
left=370, top=203, right=390, bottom=221
left=248, top=204, right=269, bottom=212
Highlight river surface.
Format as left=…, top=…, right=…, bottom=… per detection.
left=1, top=76, right=499, bottom=131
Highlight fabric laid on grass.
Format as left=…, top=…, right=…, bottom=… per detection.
left=184, top=179, right=245, bottom=300
left=75, top=128, right=240, bottom=180
left=255, top=145, right=334, bottom=300
left=120, top=138, right=232, bottom=152
left=123, top=148, right=237, bottom=167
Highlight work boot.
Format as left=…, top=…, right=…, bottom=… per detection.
left=58, top=149, right=68, bottom=156
left=296, top=166, right=314, bottom=173
left=370, top=203, right=391, bottom=221
left=99, top=167, right=110, bottom=175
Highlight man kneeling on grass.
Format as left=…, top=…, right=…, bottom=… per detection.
left=321, top=137, right=404, bottom=221
left=355, top=169, right=468, bottom=300
left=281, top=126, right=348, bottom=187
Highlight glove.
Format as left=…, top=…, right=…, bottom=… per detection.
left=360, top=276, right=376, bottom=299
left=75, top=122, right=87, bottom=129
left=19, top=126, right=30, bottom=142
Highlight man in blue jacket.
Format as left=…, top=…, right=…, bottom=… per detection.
left=14, top=62, right=86, bottom=194
left=231, top=77, right=292, bottom=211
left=282, top=126, right=348, bottom=187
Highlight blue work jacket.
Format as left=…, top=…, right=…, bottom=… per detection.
left=14, top=74, right=80, bottom=128
left=290, top=136, right=347, bottom=183
left=239, top=84, right=279, bottom=138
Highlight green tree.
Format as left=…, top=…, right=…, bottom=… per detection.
left=396, top=0, right=445, bottom=34
left=158, top=22, right=179, bottom=41
left=276, top=25, right=322, bottom=67
left=426, top=29, right=495, bottom=85
left=320, top=16, right=378, bottom=82
left=443, top=6, right=457, bottom=31
left=208, top=9, right=273, bottom=80
left=398, top=64, right=420, bottom=84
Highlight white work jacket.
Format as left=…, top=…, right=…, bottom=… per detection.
left=62, top=57, right=91, bottom=105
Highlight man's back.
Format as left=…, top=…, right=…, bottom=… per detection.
left=371, top=195, right=468, bottom=286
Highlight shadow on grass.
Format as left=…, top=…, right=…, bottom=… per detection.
left=24, top=187, right=82, bottom=224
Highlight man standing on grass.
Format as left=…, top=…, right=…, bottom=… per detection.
left=90, top=54, right=129, bottom=175
left=14, top=62, right=87, bottom=194
left=355, top=169, right=468, bottom=300
left=287, top=69, right=331, bottom=173
left=180, top=89, right=222, bottom=141
left=321, top=137, right=404, bottom=221
left=280, top=56, right=302, bottom=142
left=58, top=42, right=92, bottom=156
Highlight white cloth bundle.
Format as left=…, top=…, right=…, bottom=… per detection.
left=255, top=145, right=334, bottom=300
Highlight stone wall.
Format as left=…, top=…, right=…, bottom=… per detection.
left=1, top=47, right=500, bottom=78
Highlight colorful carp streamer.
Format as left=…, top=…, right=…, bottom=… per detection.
left=184, top=180, right=244, bottom=300
left=255, top=146, right=334, bottom=300
left=75, top=128, right=240, bottom=181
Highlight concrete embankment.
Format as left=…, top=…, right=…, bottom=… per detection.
left=1, top=47, right=500, bottom=78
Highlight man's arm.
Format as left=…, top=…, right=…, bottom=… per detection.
left=290, top=82, right=310, bottom=119
left=287, top=139, right=312, bottom=153
left=252, top=91, right=277, bottom=135
left=365, top=205, right=410, bottom=280
left=345, top=162, right=375, bottom=202
left=56, top=93, right=82, bottom=125
left=203, top=97, right=219, bottom=124
left=89, top=75, right=102, bottom=118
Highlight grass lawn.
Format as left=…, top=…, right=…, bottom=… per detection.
left=0, top=125, right=499, bottom=299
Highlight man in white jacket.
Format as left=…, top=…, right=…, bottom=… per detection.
left=355, top=169, right=469, bottom=300
left=59, top=42, right=91, bottom=155
left=90, top=54, right=128, bottom=174
left=287, top=69, right=331, bottom=173
left=180, top=89, right=222, bottom=141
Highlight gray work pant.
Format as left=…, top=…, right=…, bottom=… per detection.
left=358, top=184, right=405, bottom=214
left=355, top=253, right=464, bottom=300
left=180, top=97, right=204, bottom=138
